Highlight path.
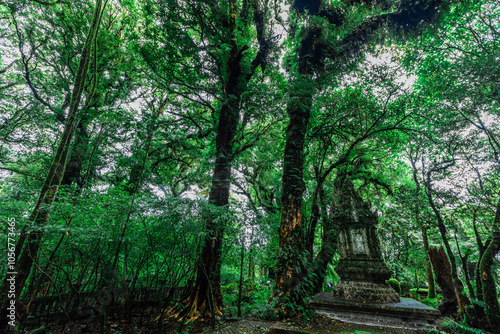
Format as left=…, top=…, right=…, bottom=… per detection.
left=202, top=319, right=276, bottom=334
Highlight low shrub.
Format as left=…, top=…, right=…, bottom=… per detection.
left=420, top=294, right=441, bottom=309
left=222, top=279, right=272, bottom=318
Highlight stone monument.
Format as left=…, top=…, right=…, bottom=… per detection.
left=309, top=178, right=441, bottom=331
left=330, top=177, right=399, bottom=303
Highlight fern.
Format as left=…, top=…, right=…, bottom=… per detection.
left=469, top=298, right=486, bottom=309
left=442, top=318, right=485, bottom=334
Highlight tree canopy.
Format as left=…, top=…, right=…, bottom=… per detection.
left=0, top=0, right=499, bottom=333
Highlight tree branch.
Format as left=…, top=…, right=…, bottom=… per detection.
left=0, top=167, right=31, bottom=176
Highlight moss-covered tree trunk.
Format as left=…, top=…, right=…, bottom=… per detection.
left=272, top=0, right=325, bottom=304
left=274, top=92, right=313, bottom=300
left=168, top=51, right=242, bottom=324
left=273, top=63, right=315, bottom=304
left=167, top=0, right=271, bottom=321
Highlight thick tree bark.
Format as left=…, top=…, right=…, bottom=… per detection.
left=273, top=79, right=314, bottom=303
left=429, top=247, right=458, bottom=316
left=168, top=78, right=240, bottom=323
left=61, top=120, right=89, bottom=188
left=60, top=93, right=99, bottom=190
left=272, top=0, right=322, bottom=303
left=0, top=0, right=104, bottom=330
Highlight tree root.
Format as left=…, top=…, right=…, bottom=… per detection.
left=157, top=290, right=222, bottom=324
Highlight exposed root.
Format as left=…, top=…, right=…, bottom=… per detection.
left=157, top=291, right=222, bottom=324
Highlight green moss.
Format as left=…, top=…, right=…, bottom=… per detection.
left=410, top=288, right=429, bottom=295
left=386, top=278, right=401, bottom=295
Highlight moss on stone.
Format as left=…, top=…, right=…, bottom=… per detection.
left=386, top=278, right=401, bottom=295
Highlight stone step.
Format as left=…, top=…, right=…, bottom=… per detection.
left=309, top=294, right=442, bottom=333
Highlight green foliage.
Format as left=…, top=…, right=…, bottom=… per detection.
left=255, top=293, right=316, bottom=322
left=442, top=318, right=486, bottom=334
left=222, top=279, right=273, bottom=318
left=420, top=294, right=441, bottom=309
left=221, top=265, right=240, bottom=286
left=409, top=288, right=429, bottom=300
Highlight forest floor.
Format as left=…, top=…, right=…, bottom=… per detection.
left=199, top=316, right=396, bottom=334
left=18, top=305, right=402, bottom=334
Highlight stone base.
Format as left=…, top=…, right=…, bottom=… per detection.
left=335, top=258, right=393, bottom=282
left=332, top=280, right=400, bottom=303
left=310, top=293, right=441, bottom=332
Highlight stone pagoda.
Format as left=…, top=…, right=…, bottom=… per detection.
left=330, top=177, right=399, bottom=303
left=309, top=178, right=441, bottom=331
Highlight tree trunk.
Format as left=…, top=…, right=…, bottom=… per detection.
left=167, top=2, right=245, bottom=320
left=273, top=84, right=313, bottom=303
left=410, top=149, right=436, bottom=299
left=480, top=204, right=500, bottom=332
left=428, top=247, right=458, bottom=316
left=167, top=100, right=237, bottom=321
left=0, top=0, right=104, bottom=330
left=472, top=212, right=485, bottom=302
left=60, top=105, right=94, bottom=189
left=425, top=179, right=472, bottom=318
left=273, top=2, right=322, bottom=304
left=310, top=178, right=339, bottom=294
left=421, top=226, right=437, bottom=299
left=455, top=235, right=476, bottom=301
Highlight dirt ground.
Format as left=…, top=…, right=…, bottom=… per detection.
left=13, top=306, right=388, bottom=334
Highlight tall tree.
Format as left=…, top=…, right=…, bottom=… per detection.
left=144, top=0, right=276, bottom=320
left=0, top=0, right=106, bottom=329
left=273, top=0, right=444, bottom=305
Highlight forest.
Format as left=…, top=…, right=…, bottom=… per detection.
left=0, top=0, right=499, bottom=333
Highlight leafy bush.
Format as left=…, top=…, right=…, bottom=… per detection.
left=420, top=294, right=441, bottom=309
left=256, top=300, right=279, bottom=321
left=222, top=279, right=273, bottom=317
left=259, top=295, right=315, bottom=321
left=221, top=265, right=240, bottom=286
